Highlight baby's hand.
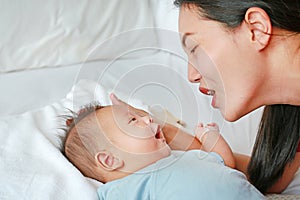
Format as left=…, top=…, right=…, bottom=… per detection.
left=195, top=122, right=220, bottom=143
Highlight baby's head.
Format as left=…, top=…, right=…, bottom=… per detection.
left=64, top=103, right=171, bottom=183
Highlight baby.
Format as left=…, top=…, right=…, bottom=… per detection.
left=63, top=96, right=264, bottom=199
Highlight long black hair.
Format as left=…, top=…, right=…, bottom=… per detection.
left=174, top=0, right=300, bottom=194
left=248, top=105, right=300, bottom=193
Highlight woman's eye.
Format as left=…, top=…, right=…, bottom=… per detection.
left=190, top=45, right=198, bottom=54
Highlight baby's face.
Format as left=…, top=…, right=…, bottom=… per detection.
left=97, top=105, right=171, bottom=163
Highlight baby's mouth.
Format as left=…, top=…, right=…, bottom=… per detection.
left=154, top=125, right=163, bottom=139
left=155, top=130, right=161, bottom=139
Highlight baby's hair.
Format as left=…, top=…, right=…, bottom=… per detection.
left=65, top=101, right=104, bottom=130
left=63, top=102, right=107, bottom=181
left=60, top=101, right=104, bottom=154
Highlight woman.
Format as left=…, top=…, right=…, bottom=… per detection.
left=173, top=0, right=300, bottom=194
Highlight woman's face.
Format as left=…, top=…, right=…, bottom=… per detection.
left=178, top=5, right=264, bottom=121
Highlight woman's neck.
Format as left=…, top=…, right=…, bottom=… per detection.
left=264, top=31, right=300, bottom=106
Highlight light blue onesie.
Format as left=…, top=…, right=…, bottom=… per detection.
left=97, top=150, right=265, bottom=200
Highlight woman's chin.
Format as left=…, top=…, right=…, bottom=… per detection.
left=222, top=109, right=242, bottom=122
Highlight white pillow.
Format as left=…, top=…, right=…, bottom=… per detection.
left=152, top=0, right=179, bottom=32
left=0, top=0, right=157, bottom=73
left=0, top=80, right=106, bottom=199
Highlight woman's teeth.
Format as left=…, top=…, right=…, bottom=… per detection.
left=200, top=87, right=215, bottom=96
left=207, top=90, right=215, bottom=96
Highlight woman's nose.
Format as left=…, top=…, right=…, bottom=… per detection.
left=188, top=63, right=201, bottom=83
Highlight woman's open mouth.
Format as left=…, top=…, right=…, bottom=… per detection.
left=199, top=87, right=215, bottom=96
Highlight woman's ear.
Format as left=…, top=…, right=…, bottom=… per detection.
left=95, top=151, right=124, bottom=171
left=244, top=7, right=272, bottom=51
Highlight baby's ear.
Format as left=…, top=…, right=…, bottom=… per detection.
left=66, top=118, right=74, bottom=126
left=95, top=151, right=124, bottom=171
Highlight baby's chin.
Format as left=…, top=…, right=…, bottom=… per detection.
left=146, top=146, right=172, bottom=165
left=160, top=145, right=172, bottom=159
left=123, top=148, right=171, bottom=174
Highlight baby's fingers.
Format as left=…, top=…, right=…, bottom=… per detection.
left=195, top=123, right=209, bottom=141
left=206, top=122, right=219, bottom=131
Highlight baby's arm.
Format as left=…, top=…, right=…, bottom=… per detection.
left=162, top=123, right=202, bottom=150
left=195, top=123, right=235, bottom=168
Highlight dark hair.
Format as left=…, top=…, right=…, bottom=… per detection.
left=173, top=0, right=300, bottom=33
left=248, top=105, right=300, bottom=194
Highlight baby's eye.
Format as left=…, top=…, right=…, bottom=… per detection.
left=129, top=117, right=137, bottom=124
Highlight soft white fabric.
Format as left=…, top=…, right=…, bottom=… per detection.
left=152, top=0, right=179, bottom=32
left=151, top=0, right=187, bottom=63
left=0, top=0, right=156, bottom=72
left=0, top=80, right=113, bottom=199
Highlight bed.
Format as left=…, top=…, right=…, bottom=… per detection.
left=0, top=1, right=299, bottom=199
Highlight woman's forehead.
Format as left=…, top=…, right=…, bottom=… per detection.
left=179, top=6, right=202, bottom=34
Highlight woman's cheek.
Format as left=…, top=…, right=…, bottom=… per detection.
left=194, top=48, right=219, bottom=79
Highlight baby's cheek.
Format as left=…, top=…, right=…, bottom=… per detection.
left=126, top=140, right=155, bottom=154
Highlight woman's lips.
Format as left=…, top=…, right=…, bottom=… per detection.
left=211, top=95, right=217, bottom=108
left=200, top=87, right=217, bottom=107
left=199, top=87, right=215, bottom=96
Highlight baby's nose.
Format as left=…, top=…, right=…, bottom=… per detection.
left=141, top=115, right=153, bottom=125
